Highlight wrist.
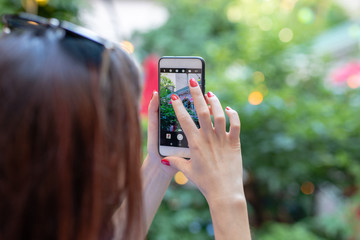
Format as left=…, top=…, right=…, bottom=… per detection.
left=142, top=154, right=176, bottom=180
left=206, top=192, right=251, bottom=240
left=202, top=178, right=245, bottom=204
left=207, top=194, right=247, bottom=216
left=205, top=191, right=246, bottom=204
left=204, top=179, right=246, bottom=206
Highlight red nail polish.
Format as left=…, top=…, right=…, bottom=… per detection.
left=226, top=106, right=231, bottom=110
left=207, top=91, right=214, bottom=97
left=171, top=94, right=179, bottom=101
left=190, top=78, right=198, bottom=87
left=152, top=90, right=157, bottom=99
left=161, top=159, right=170, bottom=166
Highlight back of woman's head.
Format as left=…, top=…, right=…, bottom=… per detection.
left=0, top=27, right=143, bottom=240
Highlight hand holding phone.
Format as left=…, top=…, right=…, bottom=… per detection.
left=160, top=79, right=251, bottom=239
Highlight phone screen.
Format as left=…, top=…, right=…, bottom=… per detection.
left=159, top=67, right=202, bottom=148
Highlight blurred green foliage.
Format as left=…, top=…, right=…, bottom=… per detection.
left=134, top=0, right=360, bottom=239
left=256, top=222, right=327, bottom=240
left=0, top=0, right=81, bottom=23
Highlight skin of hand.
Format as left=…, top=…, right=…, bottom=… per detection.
left=113, top=92, right=179, bottom=238
left=162, top=79, right=251, bottom=239
left=146, top=91, right=178, bottom=178
left=139, top=91, right=178, bottom=234
left=163, top=79, right=244, bottom=202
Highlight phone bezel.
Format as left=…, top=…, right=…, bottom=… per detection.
left=158, top=56, right=205, bottom=158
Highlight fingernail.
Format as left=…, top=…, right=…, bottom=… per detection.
left=189, top=78, right=198, bottom=87
left=207, top=91, right=214, bottom=97
left=152, top=90, right=157, bottom=99
left=226, top=106, right=231, bottom=110
left=161, top=159, right=170, bottom=166
left=171, top=94, right=179, bottom=101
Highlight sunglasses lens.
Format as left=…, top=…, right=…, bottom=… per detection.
left=5, top=17, right=46, bottom=32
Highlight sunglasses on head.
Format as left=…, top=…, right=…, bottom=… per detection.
left=1, top=12, right=114, bottom=91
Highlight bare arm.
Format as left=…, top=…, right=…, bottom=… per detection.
left=113, top=156, right=173, bottom=239
left=142, top=91, right=177, bottom=232
left=113, top=92, right=176, bottom=238
left=141, top=154, right=174, bottom=232
left=207, top=195, right=251, bottom=240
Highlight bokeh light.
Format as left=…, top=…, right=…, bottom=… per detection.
left=120, top=40, right=135, bottom=54
left=347, top=75, right=360, bottom=89
left=206, top=223, right=214, bottom=236
left=281, top=0, right=297, bottom=11
left=226, top=4, right=242, bottom=23
left=36, top=0, right=48, bottom=6
left=248, top=91, right=264, bottom=105
left=188, top=221, right=201, bottom=234
left=349, top=24, right=360, bottom=38
left=253, top=71, right=265, bottom=84
left=260, top=1, right=276, bottom=15
left=279, top=28, right=294, bottom=43
left=301, top=181, right=315, bottom=195
left=175, top=171, right=188, bottom=185
left=298, top=7, right=315, bottom=24
left=258, top=17, right=273, bottom=31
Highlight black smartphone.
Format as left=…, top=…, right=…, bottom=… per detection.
left=158, top=56, right=205, bottom=158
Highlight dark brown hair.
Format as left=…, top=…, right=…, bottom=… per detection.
left=0, top=29, right=143, bottom=240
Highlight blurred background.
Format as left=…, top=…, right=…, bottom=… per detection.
left=1, top=0, right=360, bottom=239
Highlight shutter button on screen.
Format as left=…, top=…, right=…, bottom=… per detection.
left=177, top=134, right=184, bottom=141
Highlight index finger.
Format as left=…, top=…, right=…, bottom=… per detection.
left=170, top=94, right=198, bottom=139
left=189, top=78, right=213, bottom=132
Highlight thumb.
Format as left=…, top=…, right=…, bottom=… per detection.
left=147, top=91, right=158, bottom=141
left=161, top=156, right=191, bottom=175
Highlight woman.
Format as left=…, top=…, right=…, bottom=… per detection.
left=0, top=13, right=251, bottom=240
